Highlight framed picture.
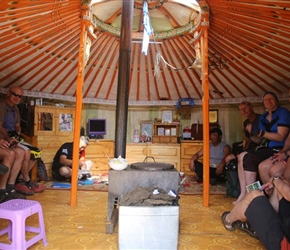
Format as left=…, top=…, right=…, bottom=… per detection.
left=157, top=127, right=164, bottom=135
left=209, top=110, right=218, bottom=123
left=59, top=113, right=73, bottom=132
left=140, top=120, right=153, bottom=137
left=171, top=127, right=177, bottom=136
left=162, top=110, right=173, bottom=123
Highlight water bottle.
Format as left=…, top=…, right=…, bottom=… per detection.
left=133, top=129, right=139, bottom=143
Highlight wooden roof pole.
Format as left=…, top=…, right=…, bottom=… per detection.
left=200, top=3, right=210, bottom=207
left=70, top=4, right=95, bottom=206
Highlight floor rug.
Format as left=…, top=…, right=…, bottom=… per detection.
left=44, top=174, right=226, bottom=195
left=178, top=175, right=226, bottom=195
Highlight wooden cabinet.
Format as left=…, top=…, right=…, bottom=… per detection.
left=33, top=105, right=75, bottom=136
left=31, top=105, right=75, bottom=179
left=85, top=140, right=114, bottom=175
left=147, top=144, right=180, bottom=171
left=126, top=143, right=147, bottom=164
left=180, top=140, right=203, bottom=175
left=152, top=123, right=179, bottom=143
left=126, top=143, right=180, bottom=171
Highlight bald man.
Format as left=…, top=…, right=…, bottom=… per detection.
left=0, top=86, right=44, bottom=195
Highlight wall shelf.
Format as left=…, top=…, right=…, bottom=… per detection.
left=152, top=123, right=179, bottom=143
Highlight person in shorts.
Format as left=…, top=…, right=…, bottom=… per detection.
left=0, top=86, right=44, bottom=195
left=0, top=127, right=26, bottom=203
left=258, top=132, right=290, bottom=185
left=234, top=92, right=290, bottom=204
left=225, top=101, right=263, bottom=164
left=221, top=155, right=290, bottom=250
left=52, top=136, right=90, bottom=181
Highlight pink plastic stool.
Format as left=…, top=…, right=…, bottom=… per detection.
left=0, top=199, right=48, bottom=249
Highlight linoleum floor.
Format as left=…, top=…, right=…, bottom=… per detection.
left=0, top=190, right=265, bottom=249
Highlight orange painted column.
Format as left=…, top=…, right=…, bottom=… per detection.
left=70, top=6, right=88, bottom=206
left=201, top=14, right=210, bottom=207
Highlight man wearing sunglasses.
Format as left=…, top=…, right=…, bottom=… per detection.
left=0, top=86, right=23, bottom=135
left=0, top=86, right=44, bottom=195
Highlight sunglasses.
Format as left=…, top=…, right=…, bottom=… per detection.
left=9, top=90, right=23, bottom=98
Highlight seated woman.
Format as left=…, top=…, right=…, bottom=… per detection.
left=234, top=92, right=290, bottom=205
left=221, top=156, right=290, bottom=250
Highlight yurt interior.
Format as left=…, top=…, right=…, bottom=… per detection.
left=0, top=0, right=290, bottom=249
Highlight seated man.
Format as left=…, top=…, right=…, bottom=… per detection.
left=189, top=128, right=231, bottom=185
left=225, top=101, right=262, bottom=163
left=221, top=155, right=290, bottom=250
left=0, top=128, right=26, bottom=203
left=224, top=101, right=263, bottom=204
left=52, top=136, right=90, bottom=181
left=0, top=86, right=44, bottom=195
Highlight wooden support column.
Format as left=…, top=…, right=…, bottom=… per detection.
left=114, top=0, right=133, bottom=158
left=70, top=5, right=91, bottom=206
left=200, top=6, right=210, bottom=207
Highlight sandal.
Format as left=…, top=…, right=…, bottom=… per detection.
left=221, top=211, right=235, bottom=231
left=236, top=221, right=258, bottom=238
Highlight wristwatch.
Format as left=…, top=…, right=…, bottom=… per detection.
left=272, top=176, right=281, bottom=187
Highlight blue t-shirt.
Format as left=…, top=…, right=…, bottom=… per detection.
left=0, top=100, right=20, bottom=131
left=259, top=106, right=290, bottom=148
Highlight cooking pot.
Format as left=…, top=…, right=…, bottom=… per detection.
left=131, top=156, right=174, bottom=171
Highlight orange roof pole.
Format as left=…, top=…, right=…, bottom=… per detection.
left=70, top=5, right=89, bottom=206
left=200, top=3, right=210, bottom=207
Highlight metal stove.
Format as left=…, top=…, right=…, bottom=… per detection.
left=106, top=162, right=181, bottom=234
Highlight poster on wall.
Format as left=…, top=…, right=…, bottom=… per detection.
left=59, top=113, right=73, bottom=131
left=209, top=110, right=218, bottom=123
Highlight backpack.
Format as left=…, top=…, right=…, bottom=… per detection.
left=225, top=159, right=240, bottom=198
left=37, top=158, right=48, bottom=182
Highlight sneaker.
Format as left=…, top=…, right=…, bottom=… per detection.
left=27, top=180, right=45, bottom=193
left=0, top=163, right=9, bottom=175
left=7, top=189, right=26, bottom=200
left=15, top=182, right=34, bottom=195
left=0, top=192, right=9, bottom=203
